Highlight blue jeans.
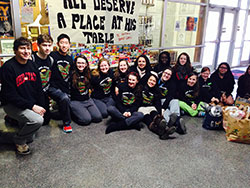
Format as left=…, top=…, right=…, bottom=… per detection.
left=93, top=96, right=115, bottom=118
left=107, top=105, right=144, bottom=126
left=70, top=98, right=102, bottom=125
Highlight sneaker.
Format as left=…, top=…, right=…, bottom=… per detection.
left=176, top=117, right=187, bottom=135
left=159, top=126, right=176, bottom=140
left=168, top=113, right=178, bottom=127
left=16, top=144, right=31, bottom=155
left=198, top=111, right=206, bottom=117
left=63, top=125, right=72, bottom=133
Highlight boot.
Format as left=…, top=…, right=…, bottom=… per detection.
left=105, top=120, right=127, bottom=134
left=175, top=117, right=187, bottom=135
left=148, top=115, right=166, bottom=136
left=159, top=126, right=176, bottom=140
left=168, top=113, right=178, bottom=127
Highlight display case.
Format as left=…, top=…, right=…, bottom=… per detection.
left=138, top=1, right=155, bottom=47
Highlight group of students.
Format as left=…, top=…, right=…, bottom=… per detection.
left=0, top=33, right=250, bottom=155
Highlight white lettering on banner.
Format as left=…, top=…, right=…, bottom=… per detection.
left=49, top=0, right=139, bottom=44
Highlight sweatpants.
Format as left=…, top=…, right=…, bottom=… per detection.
left=93, top=96, right=115, bottom=118
left=48, top=87, right=71, bottom=125
left=107, top=106, right=144, bottom=126
left=179, top=101, right=205, bottom=117
left=70, top=98, right=102, bottom=125
left=3, top=104, right=43, bottom=145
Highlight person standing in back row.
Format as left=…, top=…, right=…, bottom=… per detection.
left=48, top=33, right=73, bottom=133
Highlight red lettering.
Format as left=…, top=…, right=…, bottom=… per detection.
left=16, top=74, right=25, bottom=87
left=16, top=72, right=37, bottom=87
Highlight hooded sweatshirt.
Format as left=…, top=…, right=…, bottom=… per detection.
left=153, top=51, right=171, bottom=76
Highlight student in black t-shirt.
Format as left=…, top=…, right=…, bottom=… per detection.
left=48, top=33, right=73, bottom=133
left=106, top=72, right=144, bottom=134
left=198, top=67, right=219, bottom=104
left=237, top=65, right=250, bottom=99
left=0, top=37, right=45, bottom=155
left=210, top=62, right=235, bottom=105
left=32, top=34, right=53, bottom=125
left=139, top=71, right=176, bottom=140
left=91, top=58, right=115, bottom=118
left=70, top=55, right=102, bottom=125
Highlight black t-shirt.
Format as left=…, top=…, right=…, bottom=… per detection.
left=50, top=51, right=73, bottom=94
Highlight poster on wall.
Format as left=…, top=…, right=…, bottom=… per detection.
left=48, top=0, right=140, bottom=44
left=0, top=0, right=13, bottom=37
left=23, top=0, right=36, bottom=7
left=186, top=17, right=198, bottom=31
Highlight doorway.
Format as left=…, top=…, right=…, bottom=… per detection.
left=202, top=7, right=237, bottom=69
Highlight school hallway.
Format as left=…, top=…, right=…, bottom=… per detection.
left=0, top=106, right=249, bottom=188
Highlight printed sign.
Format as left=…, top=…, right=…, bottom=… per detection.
left=49, top=0, right=140, bottom=44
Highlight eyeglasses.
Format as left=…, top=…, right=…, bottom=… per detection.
left=163, top=72, right=172, bottom=76
left=219, top=66, right=227, bottom=70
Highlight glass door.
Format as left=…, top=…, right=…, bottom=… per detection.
left=241, top=11, right=250, bottom=65
left=202, top=7, right=236, bottom=69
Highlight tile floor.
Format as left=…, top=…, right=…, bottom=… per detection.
left=0, top=107, right=249, bottom=188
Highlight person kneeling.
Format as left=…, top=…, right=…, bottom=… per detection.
left=0, top=37, right=45, bottom=155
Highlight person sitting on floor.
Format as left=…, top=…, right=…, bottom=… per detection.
left=198, top=66, right=219, bottom=104
left=139, top=71, right=176, bottom=140
left=70, top=55, right=102, bottom=125
left=210, top=62, right=235, bottom=105
left=159, top=67, right=186, bottom=134
left=178, top=72, right=206, bottom=117
left=237, top=65, right=250, bottom=100
left=106, top=72, right=144, bottom=134
left=90, top=58, right=115, bottom=118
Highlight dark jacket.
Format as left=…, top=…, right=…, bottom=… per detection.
left=210, top=70, right=235, bottom=98
left=0, top=57, right=45, bottom=109
left=237, top=73, right=250, bottom=98
left=153, top=51, right=171, bottom=77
